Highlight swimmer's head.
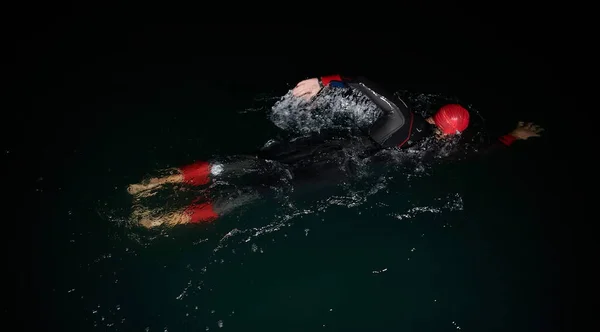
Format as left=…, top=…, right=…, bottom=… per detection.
left=427, top=104, right=470, bottom=138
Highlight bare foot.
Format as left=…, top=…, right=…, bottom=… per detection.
left=127, top=183, right=149, bottom=195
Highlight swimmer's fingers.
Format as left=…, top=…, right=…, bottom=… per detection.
left=518, top=121, right=544, bottom=134
left=524, top=123, right=544, bottom=135
left=292, top=82, right=313, bottom=96
left=292, top=85, right=309, bottom=97
left=292, top=78, right=321, bottom=99
left=292, top=80, right=311, bottom=93
left=294, top=80, right=308, bottom=88
left=292, top=88, right=317, bottom=100
left=294, top=78, right=316, bottom=88
left=531, top=125, right=544, bottom=136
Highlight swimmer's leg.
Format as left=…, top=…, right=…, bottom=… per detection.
left=127, top=161, right=215, bottom=195
left=127, top=158, right=270, bottom=195
left=132, top=205, right=194, bottom=228
left=134, top=190, right=263, bottom=229
left=127, top=172, right=184, bottom=195
left=177, top=190, right=261, bottom=226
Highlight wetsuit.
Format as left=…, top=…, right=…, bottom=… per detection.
left=316, top=74, right=433, bottom=149
left=180, top=75, right=521, bottom=223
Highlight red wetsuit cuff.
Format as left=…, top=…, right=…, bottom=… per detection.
left=498, top=134, right=517, bottom=146
left=180, top=161, right=211, bottom=186
left=320, top=74, right=342, bottom=86
left=184, top=202, right=218, bottom=223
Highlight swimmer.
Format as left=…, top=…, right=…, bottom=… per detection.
left=128, top=75, right=544, bottom=227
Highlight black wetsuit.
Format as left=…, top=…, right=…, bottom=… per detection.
left=261, top=74, right=517, bottom=164
left=208, top=75, right=519, bottom=216
left=254, top=75, right=435, bottom=185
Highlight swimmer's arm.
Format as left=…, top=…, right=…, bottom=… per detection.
left=346, top=76, right=412, bottom=147
left=473, top=135, right=516, bottom=157
left=470, top=122, right=545, bottom=157
left=494, top=122, right=544, bottom=149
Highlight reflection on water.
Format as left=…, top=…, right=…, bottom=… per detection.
left=60, top=86, right=524, bottom=331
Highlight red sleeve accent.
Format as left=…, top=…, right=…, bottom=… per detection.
left=498, top=134, right=517, bottom=146
left=320, top=74, right=343, bottom=86
left=180, top=161, right=211, bottom=186
left=184, top=202, right=218, bottom=223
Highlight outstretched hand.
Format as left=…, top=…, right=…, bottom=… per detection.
left=291, top=78, right=321, bottom=100
left=510, top=121, right=544, bottom=140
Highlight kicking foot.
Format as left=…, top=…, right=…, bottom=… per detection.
left=127, top=183, right=150, bottom=195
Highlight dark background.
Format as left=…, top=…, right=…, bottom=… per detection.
left=8, top=4, right=580, bottom=331
left=14, top=4, right=580, bottom=158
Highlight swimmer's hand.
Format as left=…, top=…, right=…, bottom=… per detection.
left=292, top=78, right=321, bottom=100
left=509, top=121, right=544, bottom=140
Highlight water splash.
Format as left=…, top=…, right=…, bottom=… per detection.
left=392, top=192, right=464, bottom=221
left=269, top=88, right=381, bottom=134
left=94, top=85, right=488, bottom=329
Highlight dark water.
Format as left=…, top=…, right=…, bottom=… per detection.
left=12, top=22, right=575, bottom=332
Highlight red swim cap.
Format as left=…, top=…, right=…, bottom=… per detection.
left=433, top=104, right=470, bottom=134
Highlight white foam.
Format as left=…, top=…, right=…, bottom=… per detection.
left=269, top=88, right=381, bottom=134
left=210, top=164, right=224, bottom=176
